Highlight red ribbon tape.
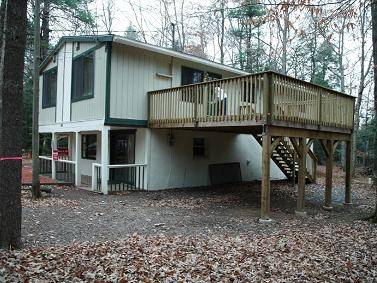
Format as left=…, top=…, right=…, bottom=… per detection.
left=0, top=157, right=22, bottom=161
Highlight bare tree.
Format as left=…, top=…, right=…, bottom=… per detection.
left=102, top=0, right=114, bottom=34
left=371, top=0, right=377, bottom=222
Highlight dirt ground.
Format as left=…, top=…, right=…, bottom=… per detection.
left=1, top=166, right=377, bottom=281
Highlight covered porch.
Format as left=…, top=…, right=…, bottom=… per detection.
left=38, top=127, right=148, bottom=194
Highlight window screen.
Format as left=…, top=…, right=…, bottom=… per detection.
left=181, top=66, right=204, bottom=86
left=82, top=134, right=97, bottom=160
left=72, top=52, right=95, bottom=101
left=42, top=68, right=57, bottom=108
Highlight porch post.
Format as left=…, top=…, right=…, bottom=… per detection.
left=74, top=132, right=81, bottom=187
left=344, top=139, right=352, bottom=205
left=296, top=137, right=307, bottom=216
left=101, top=127, right=109, bottom=194
left=51, top=132, right=57, bottom=180
left=324, top=140, right=334, bottom=210
left=260, top=131, right=271, bottom=222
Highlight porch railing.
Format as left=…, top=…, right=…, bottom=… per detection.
left=91, top=163, right=102, bottom=192
left=39, top=156, right=52, bottom=175
left=108, top=163, right=147, bottom=192
left=56, top=159, right=75, bottom=183
left=91, top=163, right=147, bottom=193
left=148, top=71, right=355, bottom=130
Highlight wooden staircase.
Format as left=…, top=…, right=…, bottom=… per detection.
left=252, top=134, right=316, bottom=183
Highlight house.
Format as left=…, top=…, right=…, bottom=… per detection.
left=38, top=34, right=355, bottom=220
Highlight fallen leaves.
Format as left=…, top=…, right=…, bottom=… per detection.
left=1, top=222, right=376, bottom=282
left=21, top=188, right=80, bottom=208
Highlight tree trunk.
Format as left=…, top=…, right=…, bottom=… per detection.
left=371, top=0, right=377, bottom=221
left=41, top=0, right=50, bottom=60
left=219, top=0, right=225, bottom=64
left=353, top=2, right=370, bottom=176
left=32, top=0, right=42, bottom=199
left=0, top=0, right=27, bottom=249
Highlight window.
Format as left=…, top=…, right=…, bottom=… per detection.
left=206, top=72, right=222, bottom=82
left=72, top=52, right=95, bottom=101
left=181, top=66, right=204, bottom=86
left=193, top=138, right=206, bottom=158
left=42, top=68, right=57, bottom=108
left=82, top=134, right=97, bottom=160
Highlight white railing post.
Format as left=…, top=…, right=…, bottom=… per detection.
left=51, top=132, right=57, bottom=180
left=75, top=131, right=81, bottom=187
left=101, top=127, right=109, bottom=195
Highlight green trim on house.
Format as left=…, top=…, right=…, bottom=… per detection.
left=104, top=117, right=148, bottom=127
left=72, top=42, right=106, bottom=61
left=105, top=41, right=112, bottom=120
left=71, top=94, right=95, bottom=103
left=41, top=66, right=58, bottom=109
left=40, top=35, right=114, bottom=73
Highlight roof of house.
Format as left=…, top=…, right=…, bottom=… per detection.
left=40, top=34, right=250, bottom=75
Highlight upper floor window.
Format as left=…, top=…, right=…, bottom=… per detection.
left=181, top=66, right=204, bottom=86
left=72, top=52, right=95, bottom=102
left=42, top=68, right=57, bottom=108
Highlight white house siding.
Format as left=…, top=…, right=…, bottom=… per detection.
left=109, top=44, right=243, bottom=122
left=147, top=129, right=285, bottom=190
left=71, top=44, right=107, bottom=122
left=109, top=44, right=160, bottom=121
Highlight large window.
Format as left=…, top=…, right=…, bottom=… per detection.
left=181, top=66, right=204, bottom=86
left=42, top=68, right=57, bottom=108
left=82, top=134, right=97, bottom=160
left=72, top=52, right=95, bottom=102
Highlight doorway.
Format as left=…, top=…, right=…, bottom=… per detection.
left=109, top=130, right=136, bottom=185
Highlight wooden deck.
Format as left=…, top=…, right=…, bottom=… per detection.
left=147, top=71, right=355, bottom=221
left=148, top=71, right=354, bottom=134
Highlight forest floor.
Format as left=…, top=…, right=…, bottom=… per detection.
left=1, top=166, right=377, bottom=281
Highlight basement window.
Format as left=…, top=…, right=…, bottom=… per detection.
left=72, top=51, right=95, bottom=102
left=193, top=138, right=206, bottom=158
left=42, top=68, right=57, bottom=108
left=82, top=134, right=97, bottom=160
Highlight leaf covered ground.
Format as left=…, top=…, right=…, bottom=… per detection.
left=1, top=166, right=376, bottom=282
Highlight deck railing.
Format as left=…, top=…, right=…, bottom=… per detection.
left=149, top=71, right=355, bottom=130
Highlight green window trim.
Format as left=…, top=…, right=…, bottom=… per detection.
left=42, top=67, right=58, bottom=109
left=71, top=50, right=95, bottom=103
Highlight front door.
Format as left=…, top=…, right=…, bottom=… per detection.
left=109, top=130, right=135, bottom=184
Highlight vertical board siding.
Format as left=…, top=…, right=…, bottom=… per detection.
left=109, top=45, right=241, bottom=121
left=110, top=45, right=157, bottom=120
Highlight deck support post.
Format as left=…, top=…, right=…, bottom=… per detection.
left=101, top=128, right=110, bottom=195
left=51, top=132, right=57, bottom=180
left=295, top=137, right=307, bottom=216
left=74, top=132, right=81, bottom=187
left=344, top=139, right=352, bottom=205
left=324, top=140, right=334, bottom=210
left=260, top=130, right=271, bottom=222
